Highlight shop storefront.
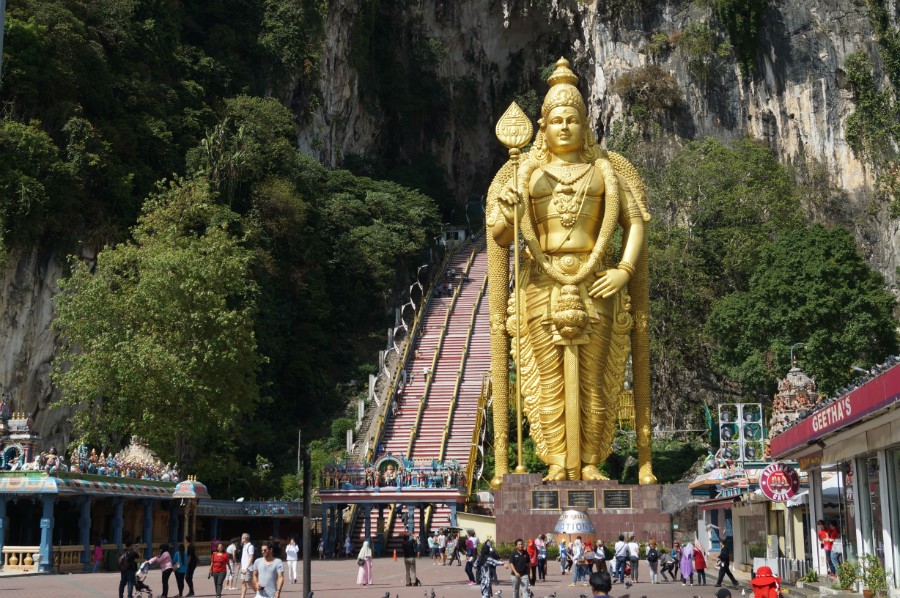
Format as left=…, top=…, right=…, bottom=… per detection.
left=770, top=361, right=900, bottom=589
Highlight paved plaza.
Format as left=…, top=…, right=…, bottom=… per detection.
left=0, top=558, right=751, bottom=598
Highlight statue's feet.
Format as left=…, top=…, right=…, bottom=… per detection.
left=543, top=465, right=566, bottom=482
left=581, top=465, right=608, bottom=481
left=639, top=464, right=658, bottom=485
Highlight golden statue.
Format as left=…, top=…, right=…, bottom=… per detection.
left=487, top=58, right=656, bottom=484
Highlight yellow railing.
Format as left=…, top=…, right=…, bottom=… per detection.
left=2, top=546, right=39, bottom=571
left=466, top=374, right=492, bottom=498
left=406, top=239, right=484, bottom=456
left=438, top=264, right=488, bottom=462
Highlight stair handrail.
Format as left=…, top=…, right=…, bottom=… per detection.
left=437, top=256, right=488, bottom=461
left=365, top=247, right=454, bottom=464
left=406, top=239, right=484, bottom=456
left=466, top=373, right=492, bottom=498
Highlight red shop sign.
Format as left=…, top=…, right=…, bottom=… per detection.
left=759, top=462, right=800, bottom=502
left=770, top=363, right=900, bottom=459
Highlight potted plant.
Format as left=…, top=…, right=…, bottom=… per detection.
left=858, top=553, right=889, bottom=597
left=835, top=560, right=858, bottom=591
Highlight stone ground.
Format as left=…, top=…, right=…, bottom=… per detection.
left=0, top=559, right=752, bottom=598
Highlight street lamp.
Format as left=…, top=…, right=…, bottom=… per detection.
left=789, top=342, right=805, bottom=367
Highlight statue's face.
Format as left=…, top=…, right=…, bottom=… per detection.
left=544, top=106, right=583, bottom=156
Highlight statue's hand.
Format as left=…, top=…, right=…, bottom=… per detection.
left=497, top=182, right=525, bottom=225
left=589, top=268, right=630, bottom=298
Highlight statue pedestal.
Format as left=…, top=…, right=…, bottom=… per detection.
left=493, top=473, right=671, bottom=544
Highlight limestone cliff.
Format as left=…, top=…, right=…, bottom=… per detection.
left=298, top=0, right=898, bottom=279
left=0, top=247, right=72, bottom=450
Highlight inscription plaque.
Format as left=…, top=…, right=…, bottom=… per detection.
left=603, top=489, right=632, bottom=509
left=566, top=489, right=596, bottom=509
left=531, top=490, right=560, bottom=510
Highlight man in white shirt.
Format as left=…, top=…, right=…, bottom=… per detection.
left=627, top=536, right=640, bottom=583
left=240, top=533, right=255, bottom=598
left=438, top=531, right=448, bottom=565
left=613, top=535, right=628, bottom=584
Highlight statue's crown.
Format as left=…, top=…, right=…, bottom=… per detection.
left=547, top=58, right=579, bottom=87
left=542, top=57, right=586, bottom=119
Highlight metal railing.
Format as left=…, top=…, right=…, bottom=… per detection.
left=406, top=239, right=484, bottom=456
left=466, top=374, right=492, bottom=498
left=438, top=259, right=488, bottom=461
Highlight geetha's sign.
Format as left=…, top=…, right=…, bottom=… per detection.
left=759, top=462, right=800, bottom=502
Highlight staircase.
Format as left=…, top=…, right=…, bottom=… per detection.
left=347, top=240, right=492, bottom=552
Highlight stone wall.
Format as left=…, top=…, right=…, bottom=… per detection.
left=494, top=473, right=672, bottom=544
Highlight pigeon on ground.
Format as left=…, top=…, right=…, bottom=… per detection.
left=381, top=593, right=390, bottom=598
left=430, top=589, right=436, bottom=598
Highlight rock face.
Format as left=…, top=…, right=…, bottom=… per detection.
left=0, top=247, right=72, bottom=450
left=299, top=0, right=897, bottom=278
left=2, top=0, right=898, bottom=447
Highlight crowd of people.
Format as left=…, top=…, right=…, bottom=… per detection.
left=117, top=534, right=300, bottom=598
left=320, top=460, right=466, bottom=490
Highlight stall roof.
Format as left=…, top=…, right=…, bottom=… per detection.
left=0, top=471, right=174, bottom=498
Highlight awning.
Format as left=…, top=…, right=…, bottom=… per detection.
left=700, top=496, right=737, bottom=511
left=787, top=491, right=809, bottom=507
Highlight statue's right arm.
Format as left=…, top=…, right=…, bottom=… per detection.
left=491, top=180, right=524, bottom=246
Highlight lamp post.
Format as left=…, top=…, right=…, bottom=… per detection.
left=789, top=342, right=805, bottom=368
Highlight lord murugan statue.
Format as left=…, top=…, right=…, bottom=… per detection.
left=487, top=58, right=656, bottom=485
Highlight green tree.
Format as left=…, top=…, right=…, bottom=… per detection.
left=52, top=177, right=261, bottom=478
left=706, top=225, right=898, bottom=395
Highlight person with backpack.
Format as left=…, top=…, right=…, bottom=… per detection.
left=117, top=541, right=139, bottom=598
left=645, top=539, right=659, bottom=583
left=659, top=550, right=676, bottom=582
left=464, top=533, right=478, bottom=585
left=240, top=533, right=256, bottom=598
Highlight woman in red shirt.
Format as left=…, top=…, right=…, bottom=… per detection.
left=209, top=542, right=230, bottom=598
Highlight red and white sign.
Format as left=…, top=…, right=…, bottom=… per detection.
left=759, top=463, right=800, bottom=502
left=770, top=363, right=900, bottom=459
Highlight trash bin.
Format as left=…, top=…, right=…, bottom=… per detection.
left=374, top=540, right=384, bottom=557
left=105, top=549, right=119, bottom=571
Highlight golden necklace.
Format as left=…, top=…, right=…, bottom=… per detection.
left=541, top=164, right=593, bottom=228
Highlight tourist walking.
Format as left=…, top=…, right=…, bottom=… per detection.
left=694, top=539, right=707, bottom=585
left=173, top=543, right=188, bottom=596
left=671, top=541, right=683, bottom=582
left=356, top=540, right=373, bottom=585
left=185, top=537, right=198, bottom=596
left=714, top=538, right=739, bottom=588
left=526, top=538, right=538, bottom=584
left=117, top=541, right=139, bottom=598
left=208, top=542, right=229, bottom=598
left=627, top=536, right=640, bottom=582
left=225, top=537, right=238, bottom=590
left=558, top=540, right=569, bottom=575
left=240, top=533, right=256, bottom=598
left=646, top=539, right=659, bottom=583
left=816, top=520, right=834, bottom=575
left=613, top=535, right=628, bottom=584
left=680, top=540, right=695, bottom=585
left=284, top=538, right=299, bottom=584
left=344, top=535, right=352, bottom=559
left=570, top=536, right=587, bottom=586
left=464, top=533, right=477, bottom=585
left=317, top=538, right=324, bottom=560
left=402, top=534, right=418, bottom=586
left=477, top=544, right=504, bottom=598
left=252, top=540, right=285, bottom=598
left=144, top=544, right=175, bottom=598
left=93, top=541, right=103, bottom=573
left=509, top=538, right=531, bottom=598
left=536, top=535, right=547, bottom=580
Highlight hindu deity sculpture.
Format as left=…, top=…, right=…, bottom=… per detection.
left=487, top=58, right=655, bottom=484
